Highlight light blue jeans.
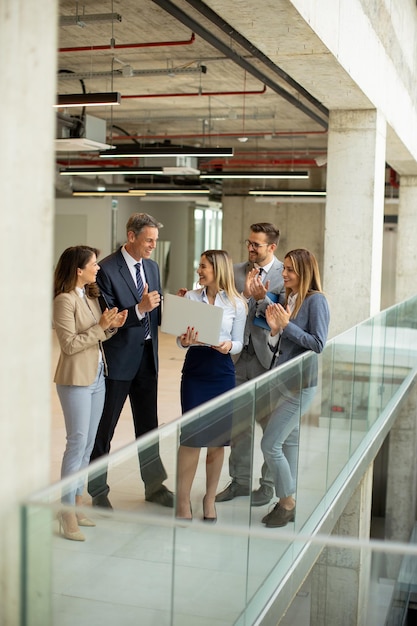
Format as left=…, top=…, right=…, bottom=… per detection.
left=261, top=385, right=317, bottom=499
left=57, top=362, right=105, bottom=504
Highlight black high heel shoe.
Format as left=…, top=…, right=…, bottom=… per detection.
left=202, top=496, right=217, bottom=523
left=175, top=502, right=193, bottom=521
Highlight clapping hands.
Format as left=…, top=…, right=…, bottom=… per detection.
left=265, top=302, right=291, bottom=336
left=99, top=307, right=128, bottom=330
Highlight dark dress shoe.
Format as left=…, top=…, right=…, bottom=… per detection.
left=145, top=485, right=174, bottom=508
left=251, top=485, right=274, bottom=507
left=215, top=481, right=250, bottom=502
left=92, top=494, right=113, bottom=509
left=263, top=503, right=295, bottom=528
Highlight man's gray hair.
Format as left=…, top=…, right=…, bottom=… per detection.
left=126, top=213, right=163, bottom=236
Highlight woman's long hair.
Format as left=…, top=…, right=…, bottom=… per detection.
left=202, top=249, right=245, bottom=309
left=53, top=246, right=100, bottom=298
left=284, top=248, right=323, bottom=318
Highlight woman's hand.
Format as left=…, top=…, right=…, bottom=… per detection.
left=266, top=303, right=291, bottom=336
left=111, top=309, right=128, bottom=328
left=176, top=288, right=188, bottom=297
left=179, top=326, right=199, bottom=347
left=99, top=307, right=126, bottom=330
left=212, top=340, right=232, bottom=354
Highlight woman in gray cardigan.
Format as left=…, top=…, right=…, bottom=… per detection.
left=261, top=248, right=330, bottom=528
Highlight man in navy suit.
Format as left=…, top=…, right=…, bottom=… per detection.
left=216, top=223, right=285, bottom=507
left=88, top=213, right=173, bottom=508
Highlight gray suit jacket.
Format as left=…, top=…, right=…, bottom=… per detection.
left=234, top=257, right=285, bottom=370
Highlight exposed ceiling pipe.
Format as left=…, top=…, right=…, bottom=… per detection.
left=59, top=32, right=195, bottom=53
left=389, top=167, right=399, bottom=188
left=121, top=85, right=266, bottom=99
left=57, top=65, right=205, bottom=81
left=110, top=130, right=327, bottom=141
left=151, top=0, right=328, bottom=129
left=56, top=156, right=323, bottom=168
left=183, top=0, right=328, bottom=119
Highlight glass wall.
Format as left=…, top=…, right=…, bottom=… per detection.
left=21, top=296, right=417, bottom=625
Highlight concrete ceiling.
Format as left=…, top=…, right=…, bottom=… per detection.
left=56, top=0, right=401, bottom=192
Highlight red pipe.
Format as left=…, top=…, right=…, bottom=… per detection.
left=59, top=32, right=195, bottom=53
left=121, top=85, right=267, bottom=99
left=57, top=156, right=322, bottom=168
left=389, top=167, right=399, bottom=188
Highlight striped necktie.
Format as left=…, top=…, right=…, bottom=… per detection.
left=135, top=262, right=150, bottom=338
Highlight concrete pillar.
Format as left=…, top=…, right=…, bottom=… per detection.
left=324, top=110, right=386, bottom=337
left=395, top=176, right=417, bottom=303
left=384, top=379, right=417, bottom=578
left=0, top=2, right=57, bottom=624
left=310, top=466, right=373, bottom=626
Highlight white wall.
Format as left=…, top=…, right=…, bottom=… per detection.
left=55, top=196, right=193, bottom=293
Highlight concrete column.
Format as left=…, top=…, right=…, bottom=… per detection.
left=395, top=176, right=417, bottom=304
left=0, top=2, right=57, bottom=624
left=323, top=110, right=386, bottom=337
left=385, top=379, right=417, bottom=579
left=310, top=466, right=373, bottom=626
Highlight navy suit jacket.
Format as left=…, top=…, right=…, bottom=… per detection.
left=96, top=247, right=161, bottom=380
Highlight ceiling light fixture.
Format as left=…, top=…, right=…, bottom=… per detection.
left=60, top=166, right=165, bottom=176
left=55, top=92, right=121, bottom=108
left=128, top=188, right=210, bottom=195
left=249, top=190, right=326, bottom=196
left=72, top=190, right=147, bottom=197
left=200, top=170, right=309, bottom=180
left=99, top=146, right=233, bottom=158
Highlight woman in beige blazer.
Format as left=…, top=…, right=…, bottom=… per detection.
left=53, top=246, right=127, bottom=541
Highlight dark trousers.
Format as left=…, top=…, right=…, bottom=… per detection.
left=88, top=341, right=167, bottom=498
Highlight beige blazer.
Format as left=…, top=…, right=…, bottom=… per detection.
left=53, top=291, right=115, bottom=386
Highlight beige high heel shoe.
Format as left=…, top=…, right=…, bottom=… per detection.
left=76, top=513, right=96, bottom=527
left=75, top=496, right=96, bottom=527
left=57, top=511, right=85, bottom=542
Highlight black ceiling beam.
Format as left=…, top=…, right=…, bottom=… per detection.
left=184, top=0, right=328, bottom=119
left=151, top=0, right=328, bottom=129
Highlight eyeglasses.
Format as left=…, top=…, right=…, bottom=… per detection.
left=245, top=239, right=269, bottom=250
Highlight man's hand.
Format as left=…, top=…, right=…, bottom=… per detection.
left=137, top=283, right=161, bottom=313
left=250, top=276, right=270, bottom=301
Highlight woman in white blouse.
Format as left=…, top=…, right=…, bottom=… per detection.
left=176, top=250, right=246, bottom=521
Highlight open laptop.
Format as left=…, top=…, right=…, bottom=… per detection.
left=161, top=293, right=224, bottom=345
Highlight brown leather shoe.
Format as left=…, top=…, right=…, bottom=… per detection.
left=263, top=503, right=295, bottom=527
left=145, top=485, right=174, bottom=508
left=251, top=485, right=274, bottom=507
left=215, top=481, right=250, bottom=502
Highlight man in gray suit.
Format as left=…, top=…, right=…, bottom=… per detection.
left=216, top=223, right=285, bottom=506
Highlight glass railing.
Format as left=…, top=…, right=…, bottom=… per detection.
left=21, top=296, right=417, bottom=625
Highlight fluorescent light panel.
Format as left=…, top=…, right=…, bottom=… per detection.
left=200, top=170, right=309, bottom=179
left=60, top=167, right=164, bottom=176
left=72, top=190, right=147, bottom=197
left=249, top=190, right=326, bottom=196
left=99, top=146, right=233, bottom=158
left=128, top=188, right=210, bottom=195
left=55, top=92, right=121, bottom=108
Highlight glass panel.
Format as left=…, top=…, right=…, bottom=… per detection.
left=22, top=295, right=417, bottom=625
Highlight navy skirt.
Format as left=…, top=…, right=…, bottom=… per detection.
left=180, top=346, right=235, bottom=447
